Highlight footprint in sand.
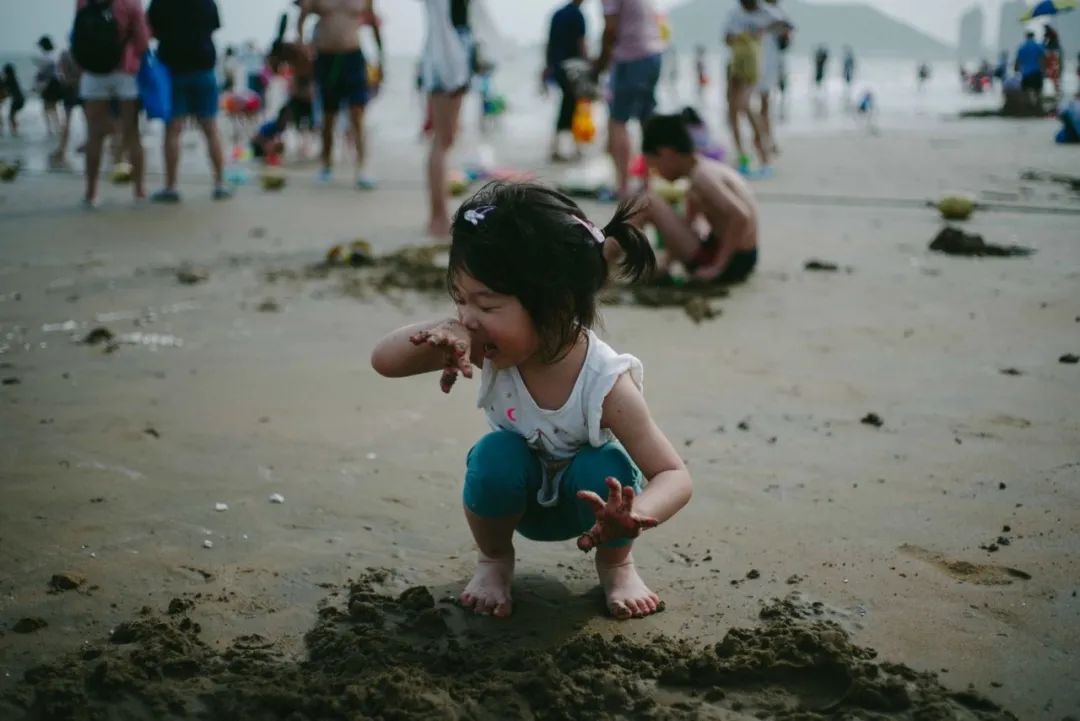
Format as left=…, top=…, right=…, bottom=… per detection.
left=899, top=544, right=1031, bottom=585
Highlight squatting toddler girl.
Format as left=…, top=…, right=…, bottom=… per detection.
left=371, top=182, right=692, bottom=619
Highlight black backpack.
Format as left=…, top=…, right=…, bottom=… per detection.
left=72, top=0, right=124, bottom=75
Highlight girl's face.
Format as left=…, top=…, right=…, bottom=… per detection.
left=452, top=271, right=540, bottom=370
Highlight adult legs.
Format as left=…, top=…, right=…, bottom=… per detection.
left=118, top=98, right=145, bottom=199
left=197, top=116, right=226, bottom=187
left=759, top=90, right=776, bottom=153
left=82, top=99, right=111, bottom=203
left=427, top=91, right=464, bottom=237
left=551, top=76, right=576, bottom=160
left=726, top=79, right=746, bottom=163
left=320, top=105, right=337, bottom=173
left=162, top=118, right=183, bottom=191
left=609, top=118, right=632, bottom=197
left=347, top=103, right=373, bottom=186
left=51, top=104, right=75, bottom=165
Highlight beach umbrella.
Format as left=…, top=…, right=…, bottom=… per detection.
left=1020, top=0, right=1076, bottom=21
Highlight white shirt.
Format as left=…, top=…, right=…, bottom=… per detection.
left=724, top=4, right=782, bottom=39
left=476, top=330, right=643, bottom=507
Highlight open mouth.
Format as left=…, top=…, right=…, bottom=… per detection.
left=482, top=342, right=498, bottom=359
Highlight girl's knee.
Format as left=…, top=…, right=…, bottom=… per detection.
left=573, top=444, right=639, bottom=495
left=463, top=431, right=533, bottom=517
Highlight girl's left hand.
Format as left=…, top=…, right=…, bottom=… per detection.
left=576, top=477, right=659, bottom=552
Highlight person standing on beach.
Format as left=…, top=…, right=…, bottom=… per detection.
left=417, top=0, right=476, bottom=237
left=1043, top=26, right=1062, bottom=100
left=34, top=36, right=64, bottom=136
left=813, top=45, right=829, bottom=90
left=1014, top=31, right=1046, bottom=109
left=842, top=46, right=855, bottom=92
left=543, top=0, right=588, bottom=163
left=49, top=47, right=83, bottom=168
left=595, top=0, right=665, bottom=200
left=1, top=65, right=26, bottom=137
left=72, top=0, right=150, bottom=207
left=755, top=0, right=792, bottom=157
left=298, top=0, right=383, bottom=189
left=724, top=0, right=790, bottom=176
left=148, top=0, right=232, bottom=202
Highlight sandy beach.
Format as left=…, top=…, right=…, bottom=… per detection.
left=1, top=100, right=1079, bottom=720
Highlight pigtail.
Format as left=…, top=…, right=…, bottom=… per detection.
left=601, top=196, right=656, bottom=283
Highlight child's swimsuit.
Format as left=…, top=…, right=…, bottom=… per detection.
left=690, top=237, right=758, bottom=284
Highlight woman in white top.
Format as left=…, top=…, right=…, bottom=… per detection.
left=372, top=182, right=694, bottom=620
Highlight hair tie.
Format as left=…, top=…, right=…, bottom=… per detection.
left=573, top=216, right=606, bottom=246
left=463, top=205, right=496, bottom=226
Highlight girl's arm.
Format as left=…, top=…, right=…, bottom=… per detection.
left=601, top=374, right=692, bottom=524
left=370, top=319, right=482, bottom=390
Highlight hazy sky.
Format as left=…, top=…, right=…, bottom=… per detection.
left=1, top=0, right=1023, bottom=55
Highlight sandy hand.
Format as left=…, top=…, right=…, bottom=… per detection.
left=409, top=321, right=473, bottom=394
left=576, top=478, right=659, bottom=552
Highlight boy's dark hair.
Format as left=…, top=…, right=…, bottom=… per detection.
left=38, top=36, right=54, bottom=52
left=679, top=105, right=705, bottom=127
left=449, top=182, right=655, bottom=363
left=642, top=114, right=694, bottom=155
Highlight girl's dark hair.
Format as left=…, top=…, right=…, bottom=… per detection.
left=38, top=36, right=54, bottom=52
left=448, top=182, right=655, bottom=362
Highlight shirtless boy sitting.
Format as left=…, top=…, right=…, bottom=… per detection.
left=639, top=114, right=760, bottom=284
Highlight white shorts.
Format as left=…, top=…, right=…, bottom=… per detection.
left=79, top=72, right=138, bottom=101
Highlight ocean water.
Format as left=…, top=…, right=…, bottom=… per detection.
left=2, top=48, right=1075, bottom=176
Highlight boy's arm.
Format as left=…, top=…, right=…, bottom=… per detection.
left=601, top=374, right=692, bottom=524
left=370, top=319, right=480, bottom=379
left=694, top=178, right=753, bottom=281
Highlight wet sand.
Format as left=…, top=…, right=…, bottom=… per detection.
left=1, top=115, right=1079, bottom=719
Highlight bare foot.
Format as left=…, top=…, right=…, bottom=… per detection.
left=460, top=552, right=514, bottom=617
left=596, top=556, right=662, bottom=620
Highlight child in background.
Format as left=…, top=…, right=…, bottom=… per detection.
left=639, top=114, right=760, bottom=285
left=1, top=65, right=26, bottom=136
left=371, top=182, right=693, bottom=620
left=251, top=106, right=291, bottom=161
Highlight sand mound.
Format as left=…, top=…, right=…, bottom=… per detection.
left=3, top=570, right=1017, bottom=721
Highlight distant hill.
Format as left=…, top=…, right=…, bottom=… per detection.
left=667, top=0, right=954, bottom=59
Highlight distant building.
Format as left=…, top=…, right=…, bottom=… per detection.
left=1052, top=12, right=1080, bottom=53
left=997, top=1, right=1028, bottom=54
left=958, top=5, right=984, bottom=61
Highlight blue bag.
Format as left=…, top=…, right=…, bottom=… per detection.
left=138, top=50, right=172, bottom=121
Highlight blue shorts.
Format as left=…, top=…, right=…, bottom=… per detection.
left=608, top=54, right=662, bottom=123
left=171, top=70, right=219, bottom=119
left=315, top=50, right=369, bottom=112
left=463, top=431, right=644, bottom=548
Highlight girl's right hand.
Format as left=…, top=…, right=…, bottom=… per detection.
left=409, top=320, right=473, bottom=394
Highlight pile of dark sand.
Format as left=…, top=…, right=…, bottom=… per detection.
left=4, top=570, right=1017, bottom=721
left=929, top=228, right=1034, bottom=258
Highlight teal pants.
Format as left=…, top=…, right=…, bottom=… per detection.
left=463, top=431, right=643, bottom=547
